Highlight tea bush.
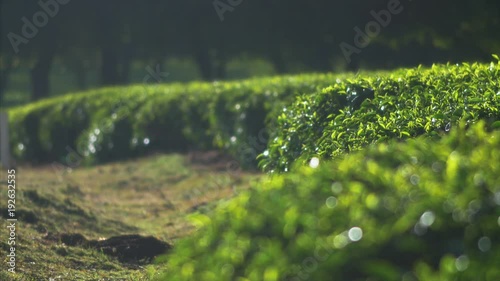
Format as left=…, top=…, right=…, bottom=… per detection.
left=8, top=60, right=500, bottom=170
left=7, top=73, right=341, bottom=165
left=155, top=122, right=500, bottom=281
left=260, top=61, right=500, bottom=172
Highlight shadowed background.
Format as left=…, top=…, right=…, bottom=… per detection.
left=1, top=0, right=499, bottom=107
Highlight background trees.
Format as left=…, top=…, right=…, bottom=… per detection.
left=1, top=0, right=499, bottom=106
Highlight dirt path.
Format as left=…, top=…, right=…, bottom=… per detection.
left=1, top=153, right=260, bottom=280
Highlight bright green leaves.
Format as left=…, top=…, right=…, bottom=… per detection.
left=155, top=123, right=500, bottom=281
left=261, top=61, right=500, bottom=172
left=8, top=73, right=344, bottom=165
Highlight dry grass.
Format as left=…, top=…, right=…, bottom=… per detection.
left=0, top=153, right=260, bottom=280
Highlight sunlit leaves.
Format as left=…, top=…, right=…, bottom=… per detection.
left=261, top=61, right=500, bottom=172
left=155, top=122, right=500, bottom=280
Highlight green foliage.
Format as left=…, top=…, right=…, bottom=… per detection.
left=155, top=122, right=500, bottom=281
left=8, top=73, right=340, bottom=165
left=260, top=61, right=500, bottom=172
left=10, top=61, right=500, bottom=170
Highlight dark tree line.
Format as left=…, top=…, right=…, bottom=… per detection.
left=1, top=0, right=499, bottom=103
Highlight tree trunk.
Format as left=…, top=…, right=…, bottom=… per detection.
left=73, top=59, right=87, bottom=90
left=119, top=43, right=134, bottom=84
left=31, top=29, right=57, bottom=100
left=31, top=53, right=54, bottom=101
left=101, top=47, right=120, bottom=85
left=120, top=58, right=131, bottom=84
left=96, top=1, right=121, bottom=86
left=63, top=52, right=88, bottom=91
left=195, top=49, right=213, bottom=81
left=309, top=44, right=332, bottom=72
left=0, top=0, right=7, bottom=105
left=214, top=50, right=227, bottom=80
left=0, top=58, right=13, bottom=106
left=270, top=51, right=287, bottom=74
left=346, top=55, right=360, bottom=72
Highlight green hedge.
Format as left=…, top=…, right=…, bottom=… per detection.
left=8, top=73, right=343, bottom=166
left=9, top=61, right=500, bottom=170
left=259, top=61, right=500, bottom=172
left=154, top=122, right=500, bottom=281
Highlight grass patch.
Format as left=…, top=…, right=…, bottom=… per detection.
left=0, top=153, right=258, bottom=280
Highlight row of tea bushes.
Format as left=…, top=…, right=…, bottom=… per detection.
left=8, top=73, right=344, bottom=166
left=259, top=61, right=500, bottom=172
left=9, top=60, right=500, bottom=170
left=155, top=122, right=500, bottom=281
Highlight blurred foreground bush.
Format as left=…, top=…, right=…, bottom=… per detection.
left=155, top=122, right=500, bottom=281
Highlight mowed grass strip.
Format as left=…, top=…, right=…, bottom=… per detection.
left=0, top=153, right=258, bottom=280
